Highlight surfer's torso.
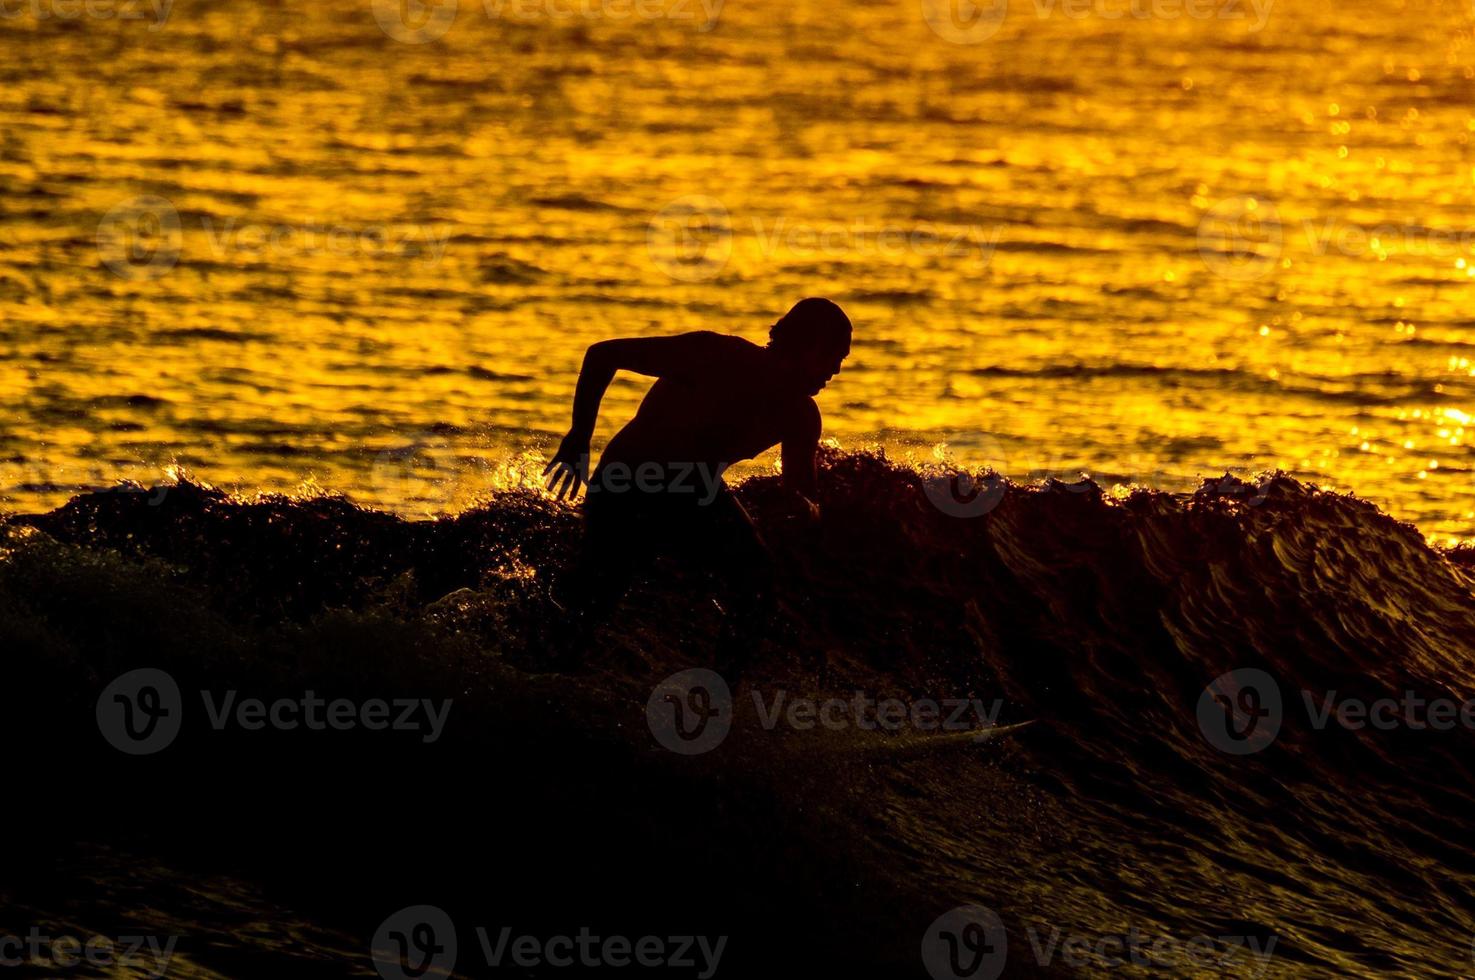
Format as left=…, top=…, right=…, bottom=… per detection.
left=594, top=333, right=815, bottom=488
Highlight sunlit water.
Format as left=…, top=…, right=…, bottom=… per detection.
left=5, top=0, right=1475, bottom=541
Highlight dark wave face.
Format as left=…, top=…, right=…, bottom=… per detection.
left=5, top=450, right=1475, bottom=976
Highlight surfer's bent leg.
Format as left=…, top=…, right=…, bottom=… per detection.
left=558, top=472, right=772, bottom=671
left=713, top=489, right=773, bottom=588
left=698, top=486, right=775, bottom=673
left=552, top=484, right=642, bottom=665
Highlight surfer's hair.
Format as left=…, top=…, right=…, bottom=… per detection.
left=769, top=298, right=852, bottom=353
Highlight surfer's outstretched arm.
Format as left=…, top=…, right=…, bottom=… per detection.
left=544, top=332, right=726, bottom=499
left=779, top=397, right=823, bottom=521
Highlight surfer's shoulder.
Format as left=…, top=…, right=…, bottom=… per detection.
left=801, top=392, right=821, bottom=423
left=786, top=393, right=821, bottom=439
left=668, top=330, right=760, bottom=360
left=689, top=330, right=761, bottom=351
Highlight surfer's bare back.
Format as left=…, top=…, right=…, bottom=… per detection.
left=543, top=297, right=852, bottom=519
left=542, top=298, right=851, bottom=636
left=542, top=298, right=849, bottom=631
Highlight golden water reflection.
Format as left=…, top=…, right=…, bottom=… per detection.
left=4, top=0, right=1475, bottom=541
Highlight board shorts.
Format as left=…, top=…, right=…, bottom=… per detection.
left=580, top=469, right=769, bottom=581
left=559, top=465, right=777, bottom=671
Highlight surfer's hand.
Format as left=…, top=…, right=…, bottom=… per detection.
left=543, top=432, right=590, bottom=501
left=800, top=496, right=821, bottom=523
left=774, top=492, right=820, bottom=527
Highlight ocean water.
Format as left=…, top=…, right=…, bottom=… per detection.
left=9, top=459, right=1475, bottom=975
left=5, top=0, right=1475, bottom=541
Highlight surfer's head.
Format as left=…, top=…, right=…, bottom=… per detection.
left=769, top=298, right=852, bottom=395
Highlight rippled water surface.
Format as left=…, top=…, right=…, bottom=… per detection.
left=6, top=0, right=1475, bottom=539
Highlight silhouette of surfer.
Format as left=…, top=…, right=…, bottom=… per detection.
left=544, top=298, right=852, bottom=664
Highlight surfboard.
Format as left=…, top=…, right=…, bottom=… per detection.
left=824, top=720, right=1038, bottom=758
